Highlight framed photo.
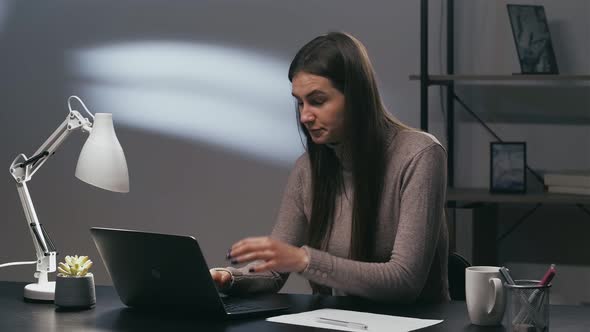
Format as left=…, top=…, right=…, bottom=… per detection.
left=490, top=142, right=527, bottom=193
left=507, top=5, right=559, bottom=74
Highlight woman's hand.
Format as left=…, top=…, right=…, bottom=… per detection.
left=209, top=269, right=232, bottom=289
left=228, top=237, right=309, bottom=273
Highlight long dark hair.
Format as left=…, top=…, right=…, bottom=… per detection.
left=288, top=32, right=408, bottom=265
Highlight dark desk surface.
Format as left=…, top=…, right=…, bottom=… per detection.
left=1, top=281, right=589, bottom=331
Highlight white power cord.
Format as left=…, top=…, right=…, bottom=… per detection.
left=0, top=261, right=36, bottom=268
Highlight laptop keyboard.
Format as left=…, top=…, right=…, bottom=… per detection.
left=222, top=300, right=266, bottom=313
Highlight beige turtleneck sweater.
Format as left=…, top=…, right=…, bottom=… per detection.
left=220, top=126, right=450, bottom=303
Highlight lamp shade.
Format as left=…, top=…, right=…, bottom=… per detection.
left=75, top=113, right=129, bottom=193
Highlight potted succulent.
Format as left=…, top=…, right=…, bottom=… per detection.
left=54, top=255, right=96, bottom=309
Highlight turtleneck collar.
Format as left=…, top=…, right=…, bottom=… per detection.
left=325, top=122, right=398, bottom=173
left=326, top=141, right=353, bottom=172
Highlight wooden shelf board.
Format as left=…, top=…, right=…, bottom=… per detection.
left=410, top=74, right=590, bottom=81
left=447, top=187, right=590, bottom=205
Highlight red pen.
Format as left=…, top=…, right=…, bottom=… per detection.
left=538, top=264, right=556, bottom=286
left=525, top=264, right=556, bottom=303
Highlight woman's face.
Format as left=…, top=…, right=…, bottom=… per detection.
left=292, top=72, right=346, bottom=144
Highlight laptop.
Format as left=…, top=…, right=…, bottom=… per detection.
left=90, top=227, right=289, bottom=318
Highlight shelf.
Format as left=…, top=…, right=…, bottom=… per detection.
left=447, top=187, right=590, bottom=205
left=410, top=74, right=590, bottom=82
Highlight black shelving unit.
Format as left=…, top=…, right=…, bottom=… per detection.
left=420, top=0, right=456, bottom=187
left=417, top=1, right=590, bottom=189
left=416, top=0, right=590, bottom=263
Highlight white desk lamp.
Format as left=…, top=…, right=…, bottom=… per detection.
left=4, top=96, right=129, bottom=301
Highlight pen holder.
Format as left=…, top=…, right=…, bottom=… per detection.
left=504, top=280, right=550, bottom=332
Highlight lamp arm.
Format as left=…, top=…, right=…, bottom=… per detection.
left=14, top=182, right=57, bottom=278
left=11, top=111, right=93, bottom=182
left=7, top=110, right=93, bottom=281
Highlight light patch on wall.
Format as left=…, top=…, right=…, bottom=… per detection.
left=0, top=1, right=12, bottom=33
left=66, top=42, right=304, bottom=165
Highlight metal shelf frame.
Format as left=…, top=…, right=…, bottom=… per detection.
left=420, top=0, right=456, bottom=186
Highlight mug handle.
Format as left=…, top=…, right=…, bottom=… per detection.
left=487, top=277, right=504, bottom=316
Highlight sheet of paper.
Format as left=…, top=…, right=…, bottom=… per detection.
left=266, top=308, right=443, bottom=332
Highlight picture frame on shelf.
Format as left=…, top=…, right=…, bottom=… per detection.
left=490, top=142, right=527, bottom=193
left=507, top=4, right=559, bottom=74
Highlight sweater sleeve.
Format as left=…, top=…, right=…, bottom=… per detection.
left=221, top=156, right=309, bottom=295
left=299, top=145, right=447, bottom=303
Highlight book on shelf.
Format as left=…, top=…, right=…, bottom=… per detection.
left=547, top=185, right=590, bottom=196
left=543, top=171, right=590, bottom=188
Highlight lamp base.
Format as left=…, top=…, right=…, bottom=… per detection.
left=24, top=281, right=55, bottom=302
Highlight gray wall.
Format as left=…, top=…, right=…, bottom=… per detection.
left=0, top=0, right=589, bottom=302
left=0, top=0, right=433, bottom=294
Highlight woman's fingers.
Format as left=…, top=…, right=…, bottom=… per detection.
left=209, top=269, right=232, bottom=287
left=220, top=272, right=231, bottom=284
left=231, top=236, right=268, bottom=250
left=248, top=261, right=276, bottom=273
left=230, top=250, right=275, bottom=265
left=210, top=269, right=221, bottom=281
left=229, top=237, right=274, bottom=258
left=224, top=238, right=306, bottom=273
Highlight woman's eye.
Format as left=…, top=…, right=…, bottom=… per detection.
left=310, top=99, right=325, bottom=106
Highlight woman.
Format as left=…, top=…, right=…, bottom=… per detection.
left=210, top=32, right=449, bottom=303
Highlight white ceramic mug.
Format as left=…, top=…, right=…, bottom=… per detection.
left=465, top=266, right=506, bottom=326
